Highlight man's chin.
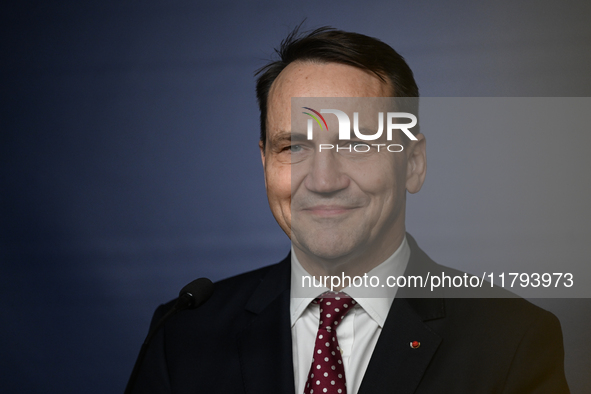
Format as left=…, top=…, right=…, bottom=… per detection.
left=292, top=235, right=367, bottom=263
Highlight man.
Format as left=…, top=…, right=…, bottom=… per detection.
left=130, top=27, right=569, bottom=393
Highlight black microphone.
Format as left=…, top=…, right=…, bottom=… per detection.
left=175, top=277, right=215, bottom=312
left=124, top=278, right=214, bottom=394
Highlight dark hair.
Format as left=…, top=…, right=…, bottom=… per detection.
left=255, top=26, right=419, bottom=148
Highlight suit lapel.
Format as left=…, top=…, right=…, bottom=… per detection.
left=358, top=234, right=446, bottom=394
left=357, top=298, right=443, bottom=394
left=238, top=256, right=296, bottom=394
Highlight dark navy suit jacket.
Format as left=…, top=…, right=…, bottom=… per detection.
left=130, top=234, right=569, bottom=393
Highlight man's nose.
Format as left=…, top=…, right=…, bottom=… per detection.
left=302, top=150, right=350, bottom=194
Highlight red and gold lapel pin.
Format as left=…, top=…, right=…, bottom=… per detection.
left=410, top=340, right=421, bottom=349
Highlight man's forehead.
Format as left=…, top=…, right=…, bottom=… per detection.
left=269, top=61, right=392, bottom=101
left=291, top=97, right=397, bottom=118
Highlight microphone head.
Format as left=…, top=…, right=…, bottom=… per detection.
left=179, top=277, right=214, bottom=309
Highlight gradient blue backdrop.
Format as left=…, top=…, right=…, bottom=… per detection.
left=2, top=1, right=590, bottom=393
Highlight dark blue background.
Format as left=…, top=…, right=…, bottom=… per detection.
left=2, top=1, right=590, bottom=393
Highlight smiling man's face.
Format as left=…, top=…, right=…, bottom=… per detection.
left=260, top=61, right=426, bottom=275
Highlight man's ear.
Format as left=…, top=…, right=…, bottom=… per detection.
left=259, top=140, right=267, bottom=188
left=259, top=140, right=266, bottom=167
left=405, top=133, right=427, bottom=194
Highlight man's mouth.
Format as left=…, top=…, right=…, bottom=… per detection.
left=301, top=205, right=359, bottom=217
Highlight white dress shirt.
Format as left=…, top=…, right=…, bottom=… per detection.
left=290, top=236, right=410, bottom=394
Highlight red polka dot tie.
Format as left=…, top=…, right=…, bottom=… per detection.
left=304, top=292, right=356, bottom=394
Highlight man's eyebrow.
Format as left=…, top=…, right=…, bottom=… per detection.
left=290, top=132, right=308, bottom=142
left=268, top=131, right=291, bottom=145
left=269, top=131, right=308, bottom=144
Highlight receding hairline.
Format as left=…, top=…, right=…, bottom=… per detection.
left=266, top=59, right=397, bottom=105
left=263, top=60, right=404, bottom=153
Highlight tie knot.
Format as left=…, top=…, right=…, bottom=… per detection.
left=314, top=292, right=356, bottom=331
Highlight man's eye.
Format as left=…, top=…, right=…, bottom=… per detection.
left=290, top=145, right=302, bottom=153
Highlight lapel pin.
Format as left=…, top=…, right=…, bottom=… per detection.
left=410, top=340, right=420, bottom=349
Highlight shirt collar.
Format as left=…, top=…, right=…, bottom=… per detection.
left=290, top=235, right=410, bottom=328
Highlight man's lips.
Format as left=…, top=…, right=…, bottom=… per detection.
left=300, top=205, right=358, bottom=217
